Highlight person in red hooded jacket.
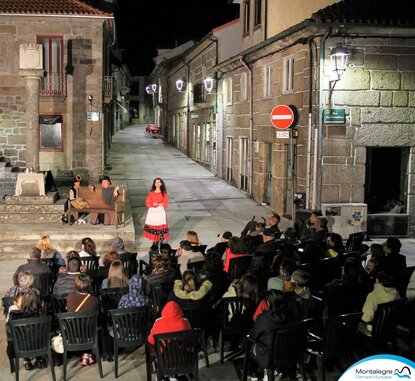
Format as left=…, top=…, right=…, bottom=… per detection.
left=147, top=301, right=191, bottom=347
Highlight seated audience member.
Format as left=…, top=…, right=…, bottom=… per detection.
left=102, top=259, right=129, bottom=289
left=222, top=273, right=259, bottom=329
left=312, top=216, right=329, bottom=242
left=79, top=237, right=98, bottom=258
left=118, top=274, right=149, bottom=308
left=208, top=231, right=232, bottom=256
left=36, top=235, right=65, bottom=268
left=6, top=289, right=47, bottom=370
left=243, top=224, right=265, bottom=254
left=147, top=301, right=191, bottom=347
left=267, top=214, right=282, bottom=239
left=286, top=270, right=314, bottom=321
left=186, top=230, right=200, bottom=246
left=250, top=229, right=280, bottom=271
left=67, top=274, right=99, bottom=366
left=159, top=243, right=177, bottom=267
left=176, top=240, right=204, bottom=274
left=359, top=271, right=400, bottom=333
left=13, top=247, right=51, bottom=286
left=143, top=253, right=178, bottom=296
left=281, top=227, right=301, bottom=245
left=168, top=270, right=212, bottom=309
left=53, top=257, right=81, bottom=295
left=377, top=237, right=407, bottom=297
left=300, top=210, right=322, bottom=242
left=94, top=250, right=120, bottom=287
left=249, top=290, right=288, bottom=379
left=67, top=274, right=99, bottom=312
left=199, top=251, right=230, bottom=303
left=362, top=243, right=384, bottom=276
left=111, top=237, right=135, bottom=258
left=223, top=236, right=249, bottom=273
left=5, top=270, right=34, bottom=298
left=326, top=232, right=345, bottom=258
left=268, top=258, right=297, bottom=292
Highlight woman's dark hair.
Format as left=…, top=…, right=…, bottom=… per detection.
left=151, top=177, right=166, bottom=195
left=151, top=254, right=169, bottom=274
left=229, top=236, right=247, bottom=254
left=328, top=233, right=345, bottom=254
left=385, top=237, right=402, bottom=255
left=369, top=243, right=384, bottom=265
left=203, top=251, right=223, bottom=277
left=236, top=273, right=259, bottom=307
left=182, top=270, right=198, bottom=292
left=20, top=288, right=41, bottom=315
left=342, top=257, right=361, bottom=281
left=264, top=289, right=287, bottom=319
left=284, top=227, right=298, bottom=240
left=159, top=243, right=172, bottom=257
left=81, top=237, right=97, bottom=257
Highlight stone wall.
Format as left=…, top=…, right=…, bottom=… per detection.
left=0, top=15, right=106, bottom=180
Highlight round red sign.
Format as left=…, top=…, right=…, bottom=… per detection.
left=270, top=105, right=294, bottom=129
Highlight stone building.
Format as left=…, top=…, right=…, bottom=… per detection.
left=149, top=0, right=415, bottom=237
left=0, top=0, right=115, bottom=186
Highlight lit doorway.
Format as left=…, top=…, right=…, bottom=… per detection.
left=365, top=147, right=408, bottom=213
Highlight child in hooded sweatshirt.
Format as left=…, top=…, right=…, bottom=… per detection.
left=147, top=301, right=191, bottom=347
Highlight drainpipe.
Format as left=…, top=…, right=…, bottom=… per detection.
left=313, top=29, right=331, bottom=209
left=264, top=0, right=268, bottom=41
left=240, top=57, right=253, bottom=197
left=185, top=62, right=191, bottom=156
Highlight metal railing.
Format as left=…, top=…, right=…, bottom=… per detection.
left=104, top=75, right=112, bottom=98
left=40, top=73, right=66, bottom=96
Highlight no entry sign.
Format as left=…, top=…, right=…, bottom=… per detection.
left=270, top=105, right=294, bottom=129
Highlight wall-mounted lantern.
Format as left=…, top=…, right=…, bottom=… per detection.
left=330, top=43, right=350, bottom=81
left=151, top=83, right=158, bottom=93
left=176, top=78, right=186, bottom=92
left=203, top=76, right=214, bottom=94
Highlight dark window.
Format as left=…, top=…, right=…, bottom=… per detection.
left=243, top=1, right=250, bottom=35
left=193, top=83, right=206, bottom=103
left=254, top=0, right=261, bottom=27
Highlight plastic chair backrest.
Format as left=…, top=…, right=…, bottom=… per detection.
left=322, top=312, right=362, bottom=358
left=10, top=315, right=52, bottom=358
left=2, top=296, right=14, bottom=317
left=80, top=256, right=99, bottom=280
left=32, top=272, right=53, bottom=300
left=371, top=298, right=407, bottom=342
left=150, top=281, right=174, bottom=315
left=191, top=245, right=207, bottom=254
left=120, top=253, right=138, bottom=278
left=154, top=328, right=201, bottom=378
left=57, top=310, right=99, bottom=351
left=271, top=318, right=313, bottom=368
left=187, top=260, right=204, bottom=274
left=221, top=296, right=246, bottom=332
left=50, top=294, right=68, bottom=314
left=181, top=305, right=208, bottom=329
left=345, top=232, right=366, bottom=253
left=100, top=287, right=129, bottom=320
left=228, top=256, right=253, bottom=281
left=109, top=306, right=150, bottom=347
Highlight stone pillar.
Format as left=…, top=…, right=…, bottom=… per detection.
left=18, top=44, right=43, bottom=171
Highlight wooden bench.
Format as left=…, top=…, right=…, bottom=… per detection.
left=67, top=185, right=126, bottom=226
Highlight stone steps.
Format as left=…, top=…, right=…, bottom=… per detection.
left=0, top=193, right=65, bottom=223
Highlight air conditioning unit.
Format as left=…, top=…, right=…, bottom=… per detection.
left=321, top=203, right=367, bottom=239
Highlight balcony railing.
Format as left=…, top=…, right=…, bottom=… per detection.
left=104, top=75, right=112, bottom=98
left=40, top=72, right=66, bottom=96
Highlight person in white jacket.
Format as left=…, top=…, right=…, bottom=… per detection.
left=360, top=271, right=399, bottom=332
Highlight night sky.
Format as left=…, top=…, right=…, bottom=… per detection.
left=114, top=0, right=240, bottom=75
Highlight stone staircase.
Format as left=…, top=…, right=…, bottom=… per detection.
left=0, top=192, right=65, bottom=224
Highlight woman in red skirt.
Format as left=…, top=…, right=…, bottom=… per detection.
left=143, top=178, right=170, bottom=242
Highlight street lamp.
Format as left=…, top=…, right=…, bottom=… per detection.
left=330, top=43, right=350, bottom=81
left=176, top=78, right=185, bottom=92
left=203, top=76, right=214, bottom=94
